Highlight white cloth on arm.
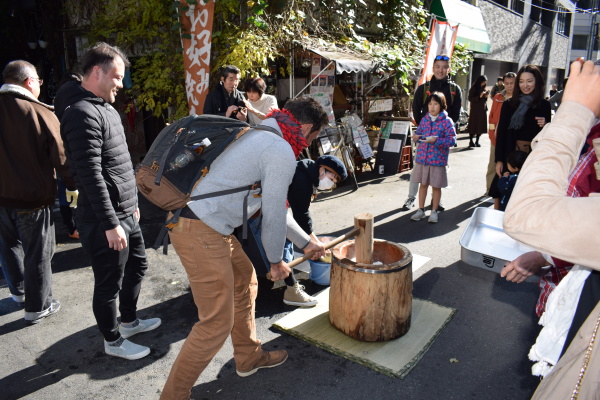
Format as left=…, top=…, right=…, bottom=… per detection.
left=528, top=265, right=592, bottom=377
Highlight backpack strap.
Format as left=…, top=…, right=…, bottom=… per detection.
left=422, top=81, right=431, bottom=105
left=254, top=124, right=281, bottom=135
left=153, top=181, right=262, bottom=254
left=423, top=80, right=456, bottom=106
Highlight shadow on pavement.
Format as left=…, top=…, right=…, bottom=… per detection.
left=0, top=294, right=197, bottom=399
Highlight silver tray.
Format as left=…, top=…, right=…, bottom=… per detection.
left=459, top=207, right=538, bottom=282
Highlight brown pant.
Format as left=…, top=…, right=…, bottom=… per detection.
left=161, top=218, right=262, bottom=400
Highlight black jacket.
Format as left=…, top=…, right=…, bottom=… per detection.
left=54, top=81, right=137, bottom=230
left=287, top=159, right=320, bottom=235
left=495, top=98, right=552, bottom=164
left=412, top=76, right=462, bottom=125
left=203, top=84, right=246, bottom=120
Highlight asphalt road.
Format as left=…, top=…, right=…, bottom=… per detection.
left=0, top=133, right=543, bottom=400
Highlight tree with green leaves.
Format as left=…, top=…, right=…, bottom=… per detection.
left=70, top=0, right=472, bottom=122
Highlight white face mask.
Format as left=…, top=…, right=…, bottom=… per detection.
left=318, top=176, right=335, bottom=190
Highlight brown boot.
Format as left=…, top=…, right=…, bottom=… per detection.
left=236, top=350, right=288, bottom=377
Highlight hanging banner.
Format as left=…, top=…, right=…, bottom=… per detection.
left=180, top=0, right=215, bottom=115
left=417, top=19, right=459, bottom=86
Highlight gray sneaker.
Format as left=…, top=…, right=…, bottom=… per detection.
left=411, top=208, right=426, bottom=221
left=428, top=210, right=439, bottom=223
left=24, top=299, right=61, bottom=324
left=104, top=337, right=150, bottom=360
left=119, top=318, right=162, bottom=339
left=283, top=283, right=318, bottom=307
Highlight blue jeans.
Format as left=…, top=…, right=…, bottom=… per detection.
left=78, top=214, right=148, bottom=341
left=0, top=206, right=55, bottom=312
left=247, top=216, right=297, bottom=286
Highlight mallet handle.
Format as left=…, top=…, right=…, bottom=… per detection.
left=266, top=227, right=360, bottom=280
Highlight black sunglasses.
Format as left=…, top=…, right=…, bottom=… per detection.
left=434, top=55, right=450, bottom=61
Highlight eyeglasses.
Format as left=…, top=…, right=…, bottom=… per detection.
left=29, top=77, right=43, bottom=85
left=434, top=55, right=450, bottom=61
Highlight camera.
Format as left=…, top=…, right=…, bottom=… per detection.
left=232, top=106, right=246, bottom=115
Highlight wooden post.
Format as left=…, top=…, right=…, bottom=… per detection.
left=354, top=212, right=374, bottom=264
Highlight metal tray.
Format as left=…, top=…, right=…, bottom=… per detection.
left=459, top=207, right=538, bottom=282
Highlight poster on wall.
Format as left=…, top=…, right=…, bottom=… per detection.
left=310, top=54, right=335, bottom=104
left=309, top=92, right=335, bottom=125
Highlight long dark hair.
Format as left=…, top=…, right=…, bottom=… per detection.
left=509, top=64, right=545, bottom=108
left=469, top=75, right=487, bottom=98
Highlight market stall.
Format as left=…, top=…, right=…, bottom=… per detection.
left=289, top=47, right=378, bottom=184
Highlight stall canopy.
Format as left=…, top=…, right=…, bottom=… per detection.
left=308, top=48, right=374, bottom=74
left=430, top=0, right=491, bottom=54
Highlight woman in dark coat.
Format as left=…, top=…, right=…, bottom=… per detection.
left=489, top=64, right=551, bottom=209
left=467, top=75, right=489, bottom=147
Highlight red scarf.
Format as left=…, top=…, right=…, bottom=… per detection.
left=265, top=109, right=308, bottom=158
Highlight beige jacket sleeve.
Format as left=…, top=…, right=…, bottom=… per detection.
left=503, top=101, right=600, bottom=270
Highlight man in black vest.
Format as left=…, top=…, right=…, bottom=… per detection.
left=203, top=65, right=247, bottom=121
left=403, top=54, right=462, bottom=210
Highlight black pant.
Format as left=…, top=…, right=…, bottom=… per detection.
left=0, top=206, right=55, bottom=312
left=78, top=214, right=148, bottom=341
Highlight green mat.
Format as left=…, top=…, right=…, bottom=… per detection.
left=273, top=288, right=456, bottom=378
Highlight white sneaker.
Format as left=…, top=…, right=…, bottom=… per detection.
left=119, top=318, right=162, bottom=339
left=411, top=208, right=426, bottom=221
left=283, top=283, right=318, bottom=307
left=428, top=210, right=439, bottom=223
left=402, top=197, right=416, bottom=210
left=12, top=294, right=25, bottom=307
left=104, top=337, right=150, bottom=360
left=24, top=299, right=61, bottom=324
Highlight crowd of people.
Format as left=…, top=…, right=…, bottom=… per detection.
left=1, top=40, right=599, bottom=398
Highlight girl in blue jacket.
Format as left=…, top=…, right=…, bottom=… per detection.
left=410, top=92, right=456, bottom=223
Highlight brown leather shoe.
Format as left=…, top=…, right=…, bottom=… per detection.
left=236, top=350, right=288, bottom=377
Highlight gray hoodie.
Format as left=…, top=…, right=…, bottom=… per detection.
left=188, top=118, right=310, bottom=263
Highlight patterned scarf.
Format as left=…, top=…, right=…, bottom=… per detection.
left=265, top=109, right=308, bottom=158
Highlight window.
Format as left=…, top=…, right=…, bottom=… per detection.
left=491, top=0, right=524, bottom=14
left=572, top=34, right=599, bottom=51
left=572, top=35, right=588, bottom=50
left=491, top=0, right=509, bottom=7
left=555, top=7, right=571, bottom=36
left=540, top=0, right=555, bottom=28
left=511, top=0, right=524, bottom=14
left=530, top=0, right=542, bottom=22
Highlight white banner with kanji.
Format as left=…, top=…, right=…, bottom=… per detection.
left=418, top=19, right=459, bottom=86
left=180, top=0, right=215, bottom=115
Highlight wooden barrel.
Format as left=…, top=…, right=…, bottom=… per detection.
left=329, top=239, right=412, bottom=342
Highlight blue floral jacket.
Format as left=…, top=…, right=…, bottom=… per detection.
left=414, top=111, right=456, bottom=167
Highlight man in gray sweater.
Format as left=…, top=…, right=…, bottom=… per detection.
left=161, top=97, right=328, bottom=399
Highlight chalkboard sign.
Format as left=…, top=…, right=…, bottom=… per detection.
left=374, top=133, right=408, bottom=175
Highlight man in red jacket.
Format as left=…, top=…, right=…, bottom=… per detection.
left=0, top=60, right=75, bottom=323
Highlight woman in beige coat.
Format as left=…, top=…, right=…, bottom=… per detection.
left=504, top=60, right=600, bottom=399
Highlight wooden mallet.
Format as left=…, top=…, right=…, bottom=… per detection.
left=266, top=212, right=374, bottom=281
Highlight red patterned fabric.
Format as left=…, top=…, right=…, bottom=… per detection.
left=536, top=123, right=600, bottom=316
left=265, top=109, right=307, bottom=158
